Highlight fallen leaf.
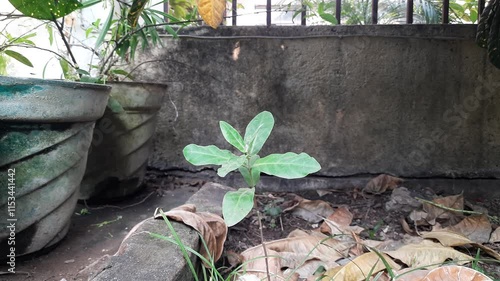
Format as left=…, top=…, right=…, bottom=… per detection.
left=408, top=210, right=430, bottom=226
left=239, top=247, right=284, bottom=281
left=386, top=240, right=472, bottom=269
left=363, top=174, right=403, bottom=194
left=421, top=265, right=493, bottom=281
left=154, top=204, right=227, bottom=266
left=284, top=196, right=334, bottom=223
left=423, top=194, right=464, bottom=225
left=422, top=230, right=500, bottom=260
left=322, top=252, right=401, bottom=281
left=401, top=217, right=414, bottom=234
left=444, top=214, right=492, bottom=243
left=240, top=232, right=352, bottom=278
left=320, top=206, right=364, bottom=237
left=490, top=226, right=500, bottom=243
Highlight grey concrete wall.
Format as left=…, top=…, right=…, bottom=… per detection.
left=132, top=25, right=500, bottom=180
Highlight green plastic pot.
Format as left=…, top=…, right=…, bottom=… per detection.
left=79, top=81, right=166, bottom=200
left=0, top=76, right=110, bottom=257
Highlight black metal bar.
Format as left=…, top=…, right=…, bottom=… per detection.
left=232, top=0, right=237, bottom=25
left=372, top=0, right=378, bottom=24
left=479, top=0, right=485, bottom=20
left=336, top=0, right=341, bottom=24
left=301, top=3, right=307, bottom=25
left=267, top=0, right=271, bottom=26
left=442, top=0, right=450, bottom=23
left=406, top=0, right=413, bottom=23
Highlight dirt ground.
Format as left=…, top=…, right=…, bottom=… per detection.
left=223, top=182, right=500, bottom=280
left=2, top=172, right=500, bottom=280
left=0, top=174, right=201, bottom=281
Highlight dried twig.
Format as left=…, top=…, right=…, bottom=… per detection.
left=257, top=211, right=272, bottom=281
left=415, top=197, right=499, bottom=223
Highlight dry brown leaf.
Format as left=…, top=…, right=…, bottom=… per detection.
left=363, top=174, right=403, bottom=194
left=385, top=240, right=472, bottom=269
left=281, top=254, right=338, bottom=279
left=284, top=196, right=334, bottom=223
left=444, top=214, right=492, bottom=243
left=154, top=204, right=227, bottom=266
left=319, top=206, right=365, bottom=242
left=239, top=247, right=284, bottom=281
left=197, top=0, right=226, bottom=28
left=423, top=194, right=464, bottom=225
left=409, top=210, right=430, bottom=226
left=240, top=232, right=351, bottom=275
left=490, top=226, right=500, bottom=243
left=401, top=217, right=415, bottom=234
left=421, top=265, right=493, bottom=281
left=422, top=230, right=500, bottom=260
left=321, top=252, right=401, bottom=281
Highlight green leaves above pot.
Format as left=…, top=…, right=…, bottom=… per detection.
left=8, top=0, right=86, bottom=20
left=183, top=111, right=321, bottom=227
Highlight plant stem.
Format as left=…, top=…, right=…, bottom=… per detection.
left=52, top=18, right=78, bottom=69
left=257, top=211, right=272, bottom=281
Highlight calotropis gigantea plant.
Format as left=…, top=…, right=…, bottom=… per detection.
left=183, top=111, right=321, bottom=226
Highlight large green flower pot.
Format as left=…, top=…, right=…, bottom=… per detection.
left=79, top=81, right=166, bottom=200
left=0, top=76, right=110, bottom=258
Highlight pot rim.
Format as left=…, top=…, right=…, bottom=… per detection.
left=0, top=76, right=111, bottom=92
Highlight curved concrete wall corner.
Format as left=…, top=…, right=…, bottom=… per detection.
left=132, top=25, right=500, bottom=180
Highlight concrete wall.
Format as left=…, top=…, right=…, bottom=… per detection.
left=132, top=25, right=500, bottom=182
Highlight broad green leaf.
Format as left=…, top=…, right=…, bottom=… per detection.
left=107, top=96, right=125, bottom=113
left=253, top=152, right=321, bottom=179
left=220, top=121, right=245, bottom=153
left=183, top=144, right=236, bottom=166
left=222, top=188, right=255, bottom=227
left=95, top=5, right=114, bottom=49
left=244, top=111, right=274, bottom=155
left=4, top=50, right=33, bottom=67
left=9, top=0, right=83, bottom=20
left=449, top=3, right=465, bottom=13
left=198, top=0, right=226, bottom=28
left=217, top=155, right=246, bottom=177
left=238, top=166, right=261, bottom=187
left=319, top=13, right=338, bottom=24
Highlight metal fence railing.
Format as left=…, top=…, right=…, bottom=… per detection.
left=163, top=0, right=485, bottom=27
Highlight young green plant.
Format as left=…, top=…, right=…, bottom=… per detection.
left=183, top=111, right=321, bottom=227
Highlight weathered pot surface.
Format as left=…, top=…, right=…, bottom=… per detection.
left=80, top=81, right=166, bottom=200
left=0, top=76, right=110, bottom=258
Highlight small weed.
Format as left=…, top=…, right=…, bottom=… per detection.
left=367, top=220, right=384, bottom=240
left=75, top=208, right=90, bottom=216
